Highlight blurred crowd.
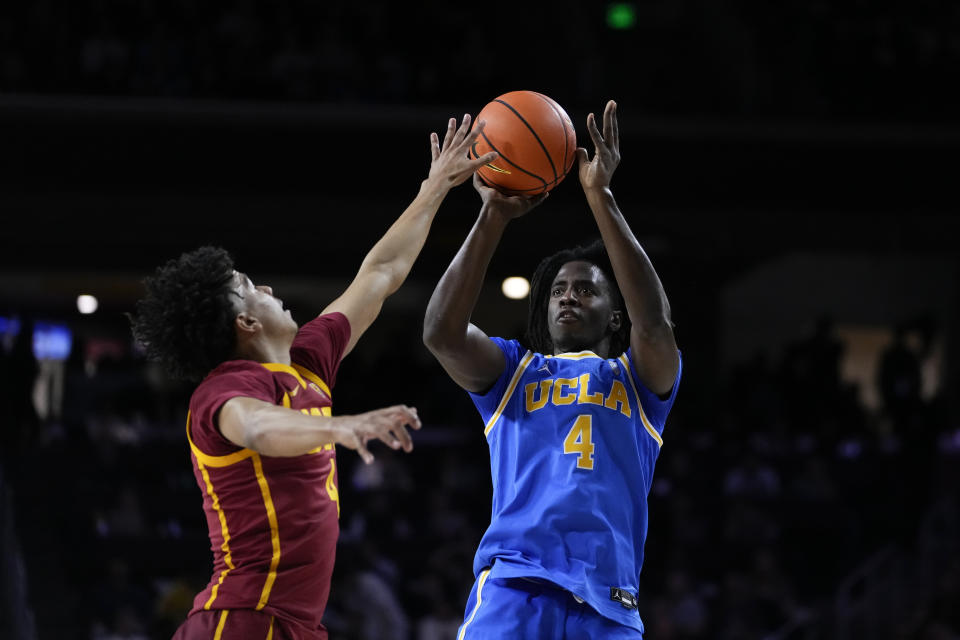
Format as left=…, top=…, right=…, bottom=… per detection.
left=0, top=308, right=957, bottom=640
left=2, top=0, right=959, bottom=121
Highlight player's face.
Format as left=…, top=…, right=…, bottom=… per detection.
left=546, top=261, right=621, bottom=355
left=232, top=271, right=298, bottom=338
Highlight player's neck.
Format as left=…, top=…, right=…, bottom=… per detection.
left=235, top=336, right=292, bottom=365
left=553, top=337, right=612, bottom=358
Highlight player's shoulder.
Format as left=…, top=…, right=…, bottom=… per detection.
left=191, top=359, right=273, bottom=398
left=490, top=337, right=533, bottom=364
left=296, top=311, right=350, bottom=337
left=204, top=358, right=269, bottom=379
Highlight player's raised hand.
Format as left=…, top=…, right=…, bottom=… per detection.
left=332, top=405, right=422, bottom=464
left=472, top=173, right=549, bottom=222
left=428, top=115, right=499, bottom=189
left=576, top=100, right=621, bottom=191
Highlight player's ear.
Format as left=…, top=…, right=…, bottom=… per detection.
left=235, top=312, right=261, bottom=335
left=609, top=309, right=622, bottom=334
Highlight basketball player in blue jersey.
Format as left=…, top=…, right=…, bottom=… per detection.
left=423, top=100, right=681, bottom=638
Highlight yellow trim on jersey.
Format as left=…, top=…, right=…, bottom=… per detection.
left=198, top=460, right=235, bottom=609
left=291, top=364, right=332, bottom=398
left=252, top=454, right=282, bottom=610
left=457, top=568, right=491, bottom=640
left=548, top=350, right=602, bottom=360
left=484, top=351, right=535, bottom=437
left=186, top=411, right=257, bottom=468
left=263, top=362, right=332, bottom=398
left=261, top=362, right=308, bottom=388
left=266, top=617, right=275, bottom=640
left=326, top=458, right=341, bottom=517
left=213, top=609, right=229, bottom=640
left=618, top=354, right=663, bottom=447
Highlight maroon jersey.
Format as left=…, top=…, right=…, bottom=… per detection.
left=184, top=313, right=350, bottom=639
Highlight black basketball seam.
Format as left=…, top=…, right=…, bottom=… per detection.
left=531, top=91, right=574, bottom=177
left=478, top=172, right=565, bottom=194
left=494, top=98, right=559, bottom=183
left=472, top=130, right=549, bottom=187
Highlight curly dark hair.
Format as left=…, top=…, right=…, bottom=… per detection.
left=129, top=246, right=240, bottom=381
left=525, top=239, right=630, bottom=358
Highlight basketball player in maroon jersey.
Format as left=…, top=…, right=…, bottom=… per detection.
left=130, top=115, right=497, bottom=640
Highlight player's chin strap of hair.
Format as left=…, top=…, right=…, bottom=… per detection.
left=610, top=587, right=639, bottom=611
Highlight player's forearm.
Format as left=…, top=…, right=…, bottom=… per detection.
left=357, top=177, right=450, bottom=295
left=585, top=186, right=672, bottom=330
left=242, top=403, right=344, bottom=457
left=423, top=207, right=509, bottom=350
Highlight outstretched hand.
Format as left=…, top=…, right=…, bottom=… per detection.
left=428, top=115, right=499, bottom=189
left=576, top=100, right=621, bottom=191
left=472, top=173, right=549, bottom=222
left=334, top=405, right=422, bottom=464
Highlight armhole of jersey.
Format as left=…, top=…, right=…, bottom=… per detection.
left=617, top=354, right=664, bottom=448
left=186, top=410, right=258, bottom=468
left=483, top=350, right=535, bottom=438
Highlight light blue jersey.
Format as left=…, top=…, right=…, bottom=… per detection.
left=467, top=337, right=681, bottom=632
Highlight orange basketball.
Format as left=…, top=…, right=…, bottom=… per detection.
left=471, top=90, right=577, bottom=196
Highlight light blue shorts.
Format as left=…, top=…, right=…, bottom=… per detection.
left=455, top=569, right=643, bottom=640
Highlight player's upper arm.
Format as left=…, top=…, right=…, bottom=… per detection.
left=217, top=395, right=273, bottom=450
left=424, top=322, right=505, bottom=394
left=320, top=268, right=394, bottom=360
left=629, top=322, right=680, bottom=397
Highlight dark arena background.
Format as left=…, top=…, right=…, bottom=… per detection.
left=1, top=2, right=958, bottom=639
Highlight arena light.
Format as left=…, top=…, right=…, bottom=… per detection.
left=77, top=294, right=99, bottom=314
left=606, top=3, right=637, bottom=30
left=501, top=277, right=530, bottom=300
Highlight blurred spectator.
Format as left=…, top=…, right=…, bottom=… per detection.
left=89, top=558, right=153, bottom=640
left=879, top=323, right=924, bottom=427
left=664, top=568, right=709, bottom=638
left=723, top=450, right=781, bottom=500
left=410, top=573, right=463, bottom=640
left=95, top=486, right=147, bottom=538
left=328, top=541, right=409, bottom=640
left=919, top=556, right=960, bottom=638
left=0, top=317, right=39, bottom=463
left=748, top=547, right=798, bottom=631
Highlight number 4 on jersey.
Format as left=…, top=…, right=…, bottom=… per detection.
left=563, top=415, right=595, bottom=470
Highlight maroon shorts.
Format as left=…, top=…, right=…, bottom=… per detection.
left=172, top=609, right=327, bottom=640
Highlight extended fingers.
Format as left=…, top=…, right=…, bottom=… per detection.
left=608, top=100, right=620, bottom=148
left=467, top=150, right=498, bottom=171
left=430, top=131, right=441, bottom=162
left=602, top=100, right=616, bottom=146
left=443, top=113, right=472, bottom=151
left=462, top=117, right=484, bottom=145
left=356, top=441, right=374, bottom=465
left=441, top=117, right=457, bottom=151
left=455, top=113, right=473, bottom=144
left=587, top=112, right=604, bottom=149
left=402, top=405, right=421, bottom=430
left=380, top=405, right=420, bottom=452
